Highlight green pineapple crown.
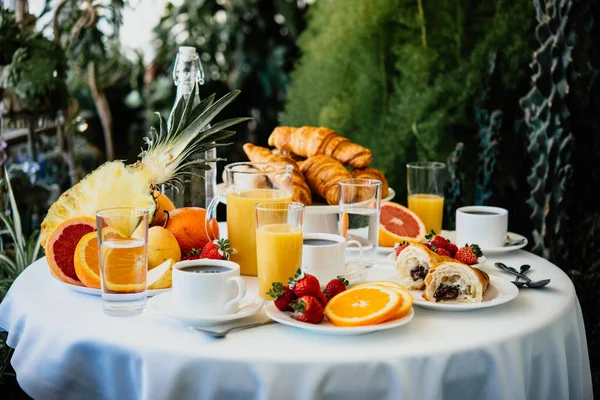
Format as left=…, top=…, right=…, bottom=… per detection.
left=139, top=83, right=251, bottom=187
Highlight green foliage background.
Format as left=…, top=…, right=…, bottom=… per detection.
left=285, top=0, right=534, bottom=201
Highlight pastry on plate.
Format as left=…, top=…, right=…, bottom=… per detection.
left=268, top=126, right=372, bottom=168
left=242, top=143, right=312, bottom=205
left=423, top=261, right=490, bottom=303
left=350, top=167, right=389, bottom=198
left=396, top=243, right=444, bottom=290
left=299, top=155, right=353, bottom=205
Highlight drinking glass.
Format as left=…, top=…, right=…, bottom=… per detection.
left=255, top=202, right=305, bottom=299
left=96, top=207, right=149, bottom=316
left=206, top=162, right=293, bottom=276
left=406, top=161, right=446, bottom=235
left=338, top=179, right=382, bottom=257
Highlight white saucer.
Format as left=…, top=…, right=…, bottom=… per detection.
left=53, top=276, right=170, bottom=298
left=443, top=231, right=528, bottom=254
left=146, top=291, right=263, bottom=327
left=409, top=276, right=519, bottom=311
left=264, top=302, right=414, bottom=336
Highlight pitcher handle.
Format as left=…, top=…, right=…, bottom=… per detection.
left=206, top=186, right=235, bottom=241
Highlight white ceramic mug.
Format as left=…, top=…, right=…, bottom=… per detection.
left=172, top=260, right=246, bottom=317
left=302, top=233, right=364, bottom=284
left=455, top=206, right=508, bottom=248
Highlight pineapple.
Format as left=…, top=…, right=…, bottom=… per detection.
left=40, top=85, right=249, bottom=246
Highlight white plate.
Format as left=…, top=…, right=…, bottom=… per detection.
left=264, top=302, right=414, bottom=336
left=216, top=183, right=395, bottom=214
left=53, top=276, right=170, bottom=298
left=147, top=292, right=264, bottom=327
left=443, top=231, right=528, bottom=254
left=409, top=276, right=519, bottom=311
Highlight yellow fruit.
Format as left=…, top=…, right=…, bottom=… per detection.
left=102, top=240, right=147, bottom=293
left=353, top=281, right=413, bottom=320
left=147, top=226, right=181, bottom=270
left=147, top=259, right=175, bottom=290
left=324, top=285, right=401, bottom=327
left=151, top=190, right=175, bottom=227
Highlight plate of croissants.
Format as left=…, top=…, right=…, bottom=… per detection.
left=219, top=126, right=395, bottom=213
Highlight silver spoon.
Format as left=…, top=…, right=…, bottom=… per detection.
left=494, top=263, right=551, bottom=288
left=193, top=320, right=276, bottom=339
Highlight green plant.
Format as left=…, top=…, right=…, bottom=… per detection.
left=444, top=142, right=465, bottom=230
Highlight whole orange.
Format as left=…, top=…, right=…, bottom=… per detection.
left=165, top=207, right=219, bottom=254
left=151, top=190, right=176, bottom=227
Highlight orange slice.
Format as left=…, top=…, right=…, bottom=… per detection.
left=73, top=232, right=101, bottom=288
left=387, top=288, right=413, bottom=320
left=102, top=239, right=147, bottom=293
left=354, top=280, right=406, bottom=290
left=379, top=201, right=426, bottom=247
left=45, top=216, right=96, bottom=285
left=324, top=285, right=401, bottom=327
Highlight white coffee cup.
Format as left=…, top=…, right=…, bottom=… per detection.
left=302, top=233, right=364, bottom=284
left=172, top=259, right=246, bottom=317
left=456, top=206, right=508, bottom=248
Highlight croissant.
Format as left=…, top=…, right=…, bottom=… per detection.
left=299, top=155, right=353, bottom=205
left=395, top=243, right=445, bottom=290
left=268, top=126, right=372, bottom=168
left=242, top=143, right=312, bottom=205
left=351, top=167, right=389, bottom=198
left=423, top=261, right=490, bottom=303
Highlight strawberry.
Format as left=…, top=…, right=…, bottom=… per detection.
left=447, top=243, right=458, bottom=257
left=315, top=290, right=328, bottom=307
left=454, top=244, right=483, bottom=265
left=423, top=243, right=432, bottom=250
left=290, top=295, right=324, bottom=324
left=430, top=236, right=451, bottom=251
left=395, top=242, right=409, bottom=256
left=199, top=238, right=235, bottom=260
left=289, top=269, right=321, bottom=298
left=182, top=248, right=202, bottom=260
left=325, top=276, right=349, bottom=299
left=267, top=282, right=297, bottom=311
left=433, top=246, right=451, bottom=257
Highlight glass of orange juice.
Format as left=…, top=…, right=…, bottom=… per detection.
left=407, top=161, right=446, bottom=234
left=96, top=207, right=149, bottom=316
left=255, top=202, right=304, bottom=299
left=206, top=162, right=293, bottom=276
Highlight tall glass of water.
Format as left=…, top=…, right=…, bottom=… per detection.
left=96, top=207, right=149, bottom=316
left=338, top=179, right=382, bottom=258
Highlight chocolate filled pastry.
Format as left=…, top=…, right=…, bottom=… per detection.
left=423, top=261, right=490, bottom=303
left=395, top=243, right=444, bottom=290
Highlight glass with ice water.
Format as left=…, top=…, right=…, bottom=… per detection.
left=96, top=207, right=149, bottom=316
left=338, top=179, right=382, bottom=259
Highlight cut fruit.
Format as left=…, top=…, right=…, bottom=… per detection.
left=102, top=239, right=147, bottom=293
left=73, top=232, right=101, bottom=288
left=324, top=285, right=401, bottom=327
left=353, top=280, right=406, bottom=290
left=45, top=216, right=97, bottom=285
left=379, top=201, right=426, bottom=247
left=147, top=226, right=181, bottom=269
left=147, top=259, right=175, bottom=290
left=387, top=288, right=413, bottom=320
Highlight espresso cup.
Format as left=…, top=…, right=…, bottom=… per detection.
left=302, top=233, right=364, bottom=284
left=455, top=206, right=508, bottom=248
left=172, top=260, right=246, bottom=317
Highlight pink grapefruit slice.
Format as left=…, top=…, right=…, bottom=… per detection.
left=45, top=216, right=96, bottom=285
left=379, top=201, right=426, bottom=247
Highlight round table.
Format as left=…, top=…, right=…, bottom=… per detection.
left=0, top=238, right=592, bottom=399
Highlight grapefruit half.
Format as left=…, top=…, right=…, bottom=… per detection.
left=379, top=201, right=426, bottom=247
left=45, top=216, right=96, bottom=285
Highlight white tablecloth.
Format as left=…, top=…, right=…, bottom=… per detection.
left=0, top=233, right=592, bottom=400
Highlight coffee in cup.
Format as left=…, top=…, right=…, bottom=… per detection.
left=455, top=206, right=508, bottom=248
left=302, top=233, right=365, bottom=284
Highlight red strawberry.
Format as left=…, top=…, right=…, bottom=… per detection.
left=289, top=269, right=321, bottom=298
left=267, top=282, right=297, bottom=311
left=395, top=242, right=409, bottom=256
left=325, top=276, right=349, bottom=299
left=454, top=244, right=483, bottom=265
left=447, top=243, right=458, bottom=257
left=199, top=238, right=235, bottom=260
left=290, top=295, right=324, bottom=324
left=182, top=248, right=202, bottom=260
left=423, top=243, right=432, bottom=250
left=430, top=236, right=451, bottom=251
left=315, top=290, right=328, bottom=307
left=433, top=246, right=451, bottom=257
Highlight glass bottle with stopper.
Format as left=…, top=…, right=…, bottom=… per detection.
left=165, top=46, right=217, bottom=208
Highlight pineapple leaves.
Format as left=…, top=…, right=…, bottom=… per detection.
left=173, top=84, right=197, bottom=137
left=178, top=89, right=243, bottom=140
left=186, top=92, right=216, bottom=126
left=197, top=117, right=252, bottom=142
left=168, top=89, right=187, bottom=135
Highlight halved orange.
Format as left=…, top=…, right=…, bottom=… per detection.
left=354, top=280, right=406, bottom=290
left=74, top=228, right=124, bottom=288
left=324, top=285, right=401, bottom=327
left=102, top=239, right=147, bottom=293
left=352, top=281, right=413, bottom=320
left=45, top=216, right=96, bottom=285
left=379, top=201, right=426, bottom=247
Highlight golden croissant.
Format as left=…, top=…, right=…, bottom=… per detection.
left=268, top=126, right=372, bottom=168
left=299, top=155, right=353, bottom=205
left=242, top=143, right=312, bottom=205
left=351, top=167, right=389, bottom=198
